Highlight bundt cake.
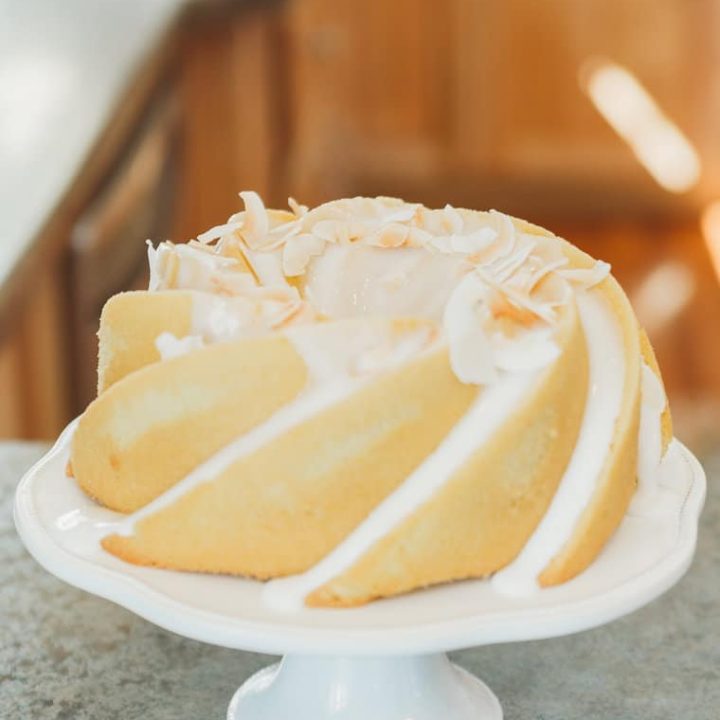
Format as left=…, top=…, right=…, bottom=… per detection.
left=69, top=193, right=672, bottom=608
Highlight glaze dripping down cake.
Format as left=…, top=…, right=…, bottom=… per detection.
left=69, top=193, right=672, bottom=608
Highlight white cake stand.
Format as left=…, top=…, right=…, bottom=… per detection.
left=14, top=425, right=705, bottom=719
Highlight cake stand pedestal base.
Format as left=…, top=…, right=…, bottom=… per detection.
left=227, top=653, right=502, bottom=720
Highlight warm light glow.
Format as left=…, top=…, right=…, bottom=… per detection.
left=582, top=59, right=701, bottom=193
left=632, top=261, right=695, bottom=333
left=701, top=200, right=720, bottom=284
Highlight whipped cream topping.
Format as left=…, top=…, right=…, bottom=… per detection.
left=628, top=362, right=675, bottom=518
left=147, top=192, right=610, bottom=385
left=303, top=244, right=469, bottom=321
left=148, top=241, right=257, bottom=296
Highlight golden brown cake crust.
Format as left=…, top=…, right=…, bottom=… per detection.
left=98, top=291, right=194, bottom=393
left=102, top=340, right=479, bottom=578
left=73, top=334, right=308, bottom=512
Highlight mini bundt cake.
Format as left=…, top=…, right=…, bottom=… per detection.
left=70, top=193, right=672, bottom=608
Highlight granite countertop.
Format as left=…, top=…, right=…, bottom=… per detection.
left=0, top=0, right=184, bottom=306
left=1, top=442, right=718, bottom=719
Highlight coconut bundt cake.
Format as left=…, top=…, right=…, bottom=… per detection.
left=69, top=193, right=672, bottom=608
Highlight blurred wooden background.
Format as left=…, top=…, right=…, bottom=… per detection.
left=1, top=0, right=719, bottom=447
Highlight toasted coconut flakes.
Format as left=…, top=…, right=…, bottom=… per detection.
left=239, top=190, right=270, bottom=248
left=444, top=273, right=498, bottom=384
left=288, top=197, right=309, bottom=216
left=407, top=226, right=434, bottom=247
left=146, top=240, right=161, bottom=290
left=476, top=267, right=556, bottom=324
left=268, top=300, right=316, bottom=329
left=165, top=252, right=180, bottom=289
left=488, top=291, right=541, bottom=327
left=443, top=204, right=464, bottom=234
left=543, top=277, right=573, bottom=309
left=283, top=234, right=326, bottom=276
left=312, top=219, right=343, bottom=244
left=382, top=203, right=422, bottom=224
left=429, top=237, right=455, bottom=254
left=367, top=222, right=409, bottom=248
left=431, top=229, right=499, bottom=256
left=488, top=211, right=517, bottom=258
left=521, top=258, right=569, bottom=293
left=451, top=228, right=498, bottom=254
left=145, top=194, right=616, bottom=387
left=242, top=247, right=289, bottom=287
left=486, top=241, right=536, bottom=283
left=197, top=220, right=244, bottom=244
left=558, top=260, right=611, bottom=288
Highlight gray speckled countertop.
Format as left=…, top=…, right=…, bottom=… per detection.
left=1, top=443, right=718, bottom=719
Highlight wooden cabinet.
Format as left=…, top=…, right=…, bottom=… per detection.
left=284, top=0, right=719, bottom=217
left=70, top=93, right=179, bottom=409
left=0, top=264, right=72, bottom=440
left=0, top=91, right=179, bottom=438
left=284, top=0, right=452, bottom=203
left=2, top=2, right=717, bottom=439
left=0, top=336, right=25, bottom=438
left=172, top=4, right=285, bottom=239
left=0, top=4, right=280, bottom=440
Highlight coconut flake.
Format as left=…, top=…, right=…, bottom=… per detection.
left=443, top=274, right=497, bottom=385
left=283, top=234, right=326, bottom=276
left=442, top=204, right=465, bottom=234
left=146, top=240, right=161, bottom=290
left=145, top=194, right=616, bottom=389
left=288, top=197, right=308, bottom=217
left=366, top=222, right=410, bottom=248
left=239, top=191, right=270, bottom=248
left=452, top=227, right=498, bottom=254
left=380, top=203, right=421, bottom=225
left=486, top=237, right=536, bottom=283
left=558, top=260, right=611, bottom=289
left=197, top=221, right=244, bottom=245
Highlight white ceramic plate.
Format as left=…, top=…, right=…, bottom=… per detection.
left=14, top=424, right=705, bottom=656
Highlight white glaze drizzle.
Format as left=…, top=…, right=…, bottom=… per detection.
left=114, top=322, right=439, bottom=537
left=261, top=367, right=542, bottom=612
left=636, top=363, right=666, bottom=497
left=491, top=290, right=625, bottom=596
left=628, top=363, right=674, bottom=517
left=113, top=379, right=363, bottom=537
